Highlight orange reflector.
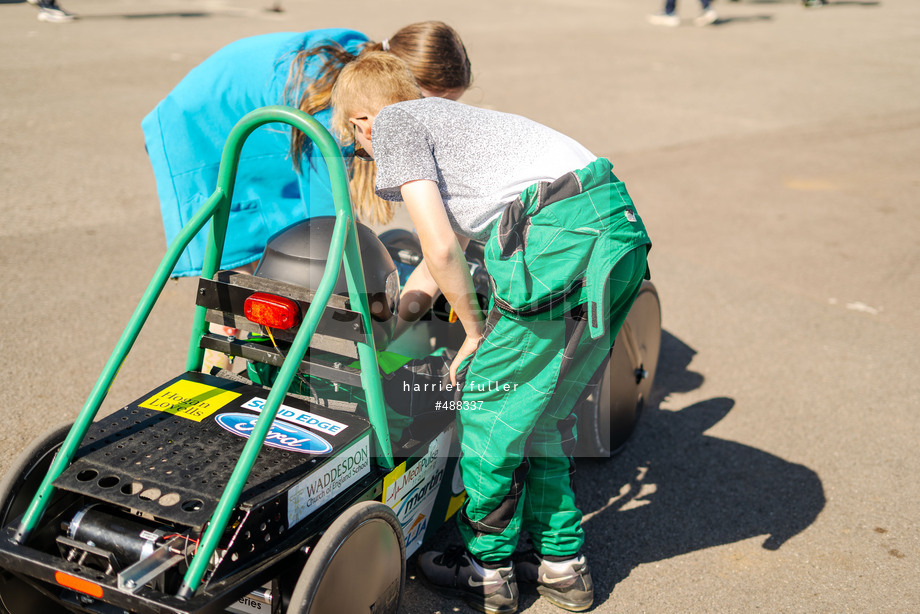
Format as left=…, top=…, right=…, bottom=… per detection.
left=55, top=571, right=103, bottom=598
left=244, top=292, right=301, bottom=330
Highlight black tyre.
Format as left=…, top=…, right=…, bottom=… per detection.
left=577, top=281, right=661, bottom=457
left=0, top=422, right=74, bottom=614
left=287, top=500, right=405, bottom=614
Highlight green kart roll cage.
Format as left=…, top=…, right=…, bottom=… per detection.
left=11, top=107, right=394, bottom=599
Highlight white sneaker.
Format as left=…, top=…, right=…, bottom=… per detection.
left=516, top=551, right=594, bottom=612
left=648, top=12, right=681, bottom=27
left=33, top=0, right=75, bottom=22
left=418, top=547, right=518, bottom=614
left=695, top=8, right=718, bottom=26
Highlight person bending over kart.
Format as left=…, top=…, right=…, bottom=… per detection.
left=330, top=52, right=651, bottom=614
left=142, top=21, right=471, bottom=279
left=142, top=22, right=470, bottom=373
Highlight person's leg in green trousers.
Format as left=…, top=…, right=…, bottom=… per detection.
left=456, top=246, right=648, bottom=562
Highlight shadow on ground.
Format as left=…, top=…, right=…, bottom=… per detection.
left=405, top=330, right=825, bottom=611
left=578, top=331, right=826, bottom=602
left=712, top=14, right=774, bottom=25
left=1, top=1, right=233, bottom=19
left=742, top=0, right=879, bottom=5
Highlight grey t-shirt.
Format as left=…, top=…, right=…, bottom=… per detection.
left=372, top=98, right=596, bottom=241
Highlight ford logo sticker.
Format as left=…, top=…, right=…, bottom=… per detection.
left=215, top=412, right=333, bottom=455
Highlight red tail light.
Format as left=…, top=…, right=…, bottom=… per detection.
left=244, top=293, right=301, bottom=330
left=55, top=571, right=103, bottom=598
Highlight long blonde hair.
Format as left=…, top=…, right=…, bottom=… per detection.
left=284, top=22, right=471, bottom=225
left=330, top=51, right=424, bottom=139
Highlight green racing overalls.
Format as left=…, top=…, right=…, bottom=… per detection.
left=455, top=157, right=651, bottom=562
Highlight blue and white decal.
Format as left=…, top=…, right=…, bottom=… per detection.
left=384, top=430, right=451, bottom=556
left=241, top=397, right=347, bottom=436
left=395, top=470, right=444, bottom=523
left=288, top=436, right=371, bottom=526
left=215, top=412, right=333, bottom=455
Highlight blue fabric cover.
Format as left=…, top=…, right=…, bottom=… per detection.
left=142, top=29, right=368, bottom=277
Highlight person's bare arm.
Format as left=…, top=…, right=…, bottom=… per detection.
left=399, top=179, right=484, bottom=383
left=393, top=259, right=439, bottom=340
left=393, top=233, right=475, bottom=340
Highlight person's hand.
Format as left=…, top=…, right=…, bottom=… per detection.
left=450, top=333, right=483, bottom=386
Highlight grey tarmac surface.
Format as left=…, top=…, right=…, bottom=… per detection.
left=1, top=0, right=918, bottom=612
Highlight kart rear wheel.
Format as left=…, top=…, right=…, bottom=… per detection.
left=287, top=500, right=405, bottom=614
left=0, top=422, right=74, bottom=614
left=578, top=281, right=661, bottom=457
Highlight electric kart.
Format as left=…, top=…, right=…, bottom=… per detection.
left=0, top=107, right=660, bottom=614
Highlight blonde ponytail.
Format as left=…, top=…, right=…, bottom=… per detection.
left=350, top=158, right=395, bottom=225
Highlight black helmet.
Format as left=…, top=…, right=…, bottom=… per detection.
left=254, top=217, right=399, bottom=349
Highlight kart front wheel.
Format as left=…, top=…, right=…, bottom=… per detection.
left=0, top=423, right=74, bottom=614
left=287, top=500, right=405, bottom=614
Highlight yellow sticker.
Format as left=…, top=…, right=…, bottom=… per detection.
left=139, top=380, right=240, bottom=422
left=382, top=461, right=407, bottom=507
left=446, top=492, right=466, bottom=521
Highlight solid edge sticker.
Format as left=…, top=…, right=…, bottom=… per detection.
left=241, top=397, right=348, bottom=436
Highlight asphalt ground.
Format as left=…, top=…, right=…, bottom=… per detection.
left=1, top=0, right=918, bottom=612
